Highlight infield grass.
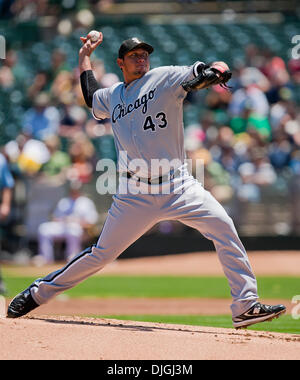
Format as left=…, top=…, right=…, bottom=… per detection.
left=3, top=275, right=299, bottom=300
left=94, top=314, right=300, bottom=335
left=3, top=273, right=299, bottom=334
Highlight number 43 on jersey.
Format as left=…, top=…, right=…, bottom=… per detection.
left=143, top=112, right=167, bottom=131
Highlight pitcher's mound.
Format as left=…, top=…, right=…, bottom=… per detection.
left=0, top=316, right=299, bottom=360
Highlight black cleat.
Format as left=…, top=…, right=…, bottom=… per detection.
left=7, top=285, right=39, bottom=318
left=233, top=302, right=286, bottom=329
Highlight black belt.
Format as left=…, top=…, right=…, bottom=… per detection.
left=124, top=170, right=178, bottom=185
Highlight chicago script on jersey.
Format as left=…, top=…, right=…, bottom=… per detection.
left=112, top=87, right=156, bottom=123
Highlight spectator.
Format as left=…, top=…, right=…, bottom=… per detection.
left=0, top=49, right=26, bottom=89
left=39, top=135, right=71, bottom=184
left=27, top=71, right=50, bottom=102
left=229, top=75, right=271, bottom=140
left=48, top=49, right=70, bottom=82
left=0, top=152, right=14, bottom=220
left=67, top=132, right=96, bottom=184
left=59, top=99, right=88, bottom=137
left=269, top=99, right=291, bottom=131
left=262, top=56, right=293, bottom=104
left=92, top=58, right=120, bottom=88
left=0, top=152, right=15, bottom=294
left=34, top=181, right=98, bottom=265
left=9, top=0, right=49, bottom=21
left=288, top=58, right=300, bottom=85
left=229, top=67, right=270, bottom=124
left=205, top=86, right=232, bottom=126
left=22, top=92, right=60, bottom=140
left=290, top=149, right=300, bottom=175
left=237, top=147, right=277, bottom=202
left=85, top=119, right=117, bottom=162
left=268, top=130, right=292, bottom=170
left=50, top=70, right=74, bottom=104
left=289, top=149, right=300, bottom=234
left=17, top=138, right=50, bottom=176
left=0, top=55, right=15, bottom=88
left=244, top=44, right=265, bottom=69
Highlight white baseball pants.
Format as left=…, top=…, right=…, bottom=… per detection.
left=31, top=173, right=258, bottom=317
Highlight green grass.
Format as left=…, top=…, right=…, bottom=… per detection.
left=94, top=314, right=300, bottom=335
left=3, top=275, right=299, bottom=300
left=3, top=273, right=299, bottom=335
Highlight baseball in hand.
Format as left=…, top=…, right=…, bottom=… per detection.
left=88, top=30, right=100, bottom=42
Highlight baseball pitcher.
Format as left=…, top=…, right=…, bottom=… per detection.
left=7, top=32, right=286, bottom=329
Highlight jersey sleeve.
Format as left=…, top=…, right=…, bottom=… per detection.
left=168, top=61, right=205, bottom=97
left=92, top=88, right=111, bottom=120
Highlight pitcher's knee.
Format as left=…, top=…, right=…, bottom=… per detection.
left=211, top=208, right=235, bottom=228
left=91, top=245, right=118, bottom=269
left=223, top=214, right=235, bottom=228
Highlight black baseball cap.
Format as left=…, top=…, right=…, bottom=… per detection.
left=118, top=37, right=154, bottom=59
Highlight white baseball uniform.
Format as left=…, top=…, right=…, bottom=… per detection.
left=30, top=63, right=258, bottom=317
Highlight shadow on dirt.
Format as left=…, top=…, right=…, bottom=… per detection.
left=26, top=315, right=289, bottom=341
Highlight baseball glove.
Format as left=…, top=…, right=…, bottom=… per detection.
left=182, top=61, right=232, bottom=92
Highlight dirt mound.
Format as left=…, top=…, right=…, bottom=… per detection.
left=1, top=251, right=299, bottom=360
left=0, top=316, right=299, bottom=360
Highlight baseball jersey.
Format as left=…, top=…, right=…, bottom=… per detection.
left=93, top=63, right=202, bottom=177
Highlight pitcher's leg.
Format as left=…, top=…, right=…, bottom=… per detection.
left=174, top=184, right=258, bottom=317
left=30, top=194, right=158, bottom=305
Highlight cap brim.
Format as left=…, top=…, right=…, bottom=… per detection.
left=132, top=42, right=154, bottom=55
left=120, top=42, right=154, bottom=58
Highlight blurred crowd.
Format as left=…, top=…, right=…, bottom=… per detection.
left=0, top=14, right=300, bottom=252
left=184, top=45, right=300, bottom=229
left=0, top=0, right=116, bottom=19
left=0, top=45, right=119, bottom=259
left=0, top=0, right=205, bottom=20
left=0, top=46, right=118, bottom=182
